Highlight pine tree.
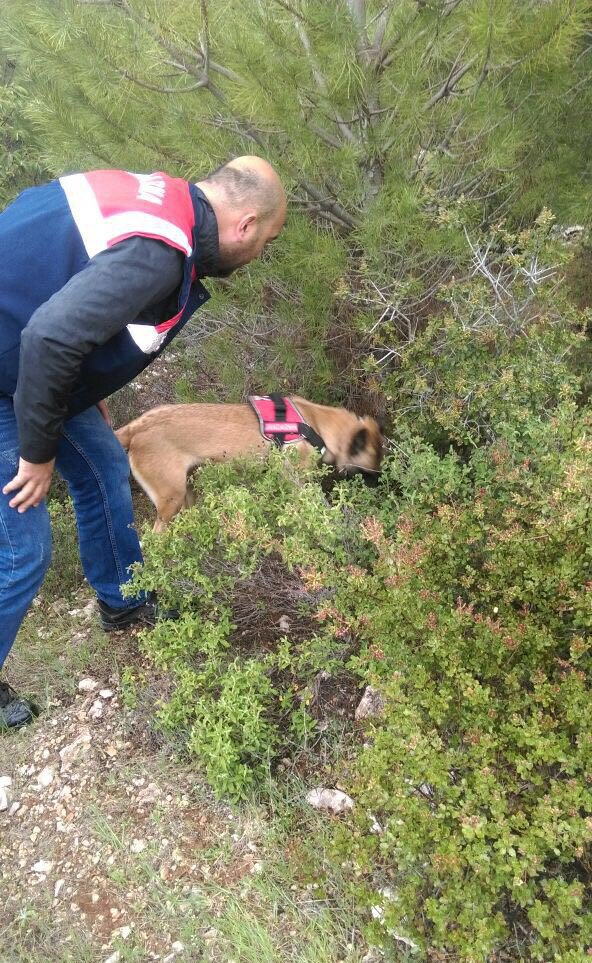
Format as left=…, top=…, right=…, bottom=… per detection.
left=0, top=48, right=49, bottom=204
left=2, top=0, right=590, bottom=400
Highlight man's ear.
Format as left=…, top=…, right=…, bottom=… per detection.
left=237, top=212, right=257, bottom=240
left=349, top=427, right=368, bottom=457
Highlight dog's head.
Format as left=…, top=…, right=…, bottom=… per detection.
left=327, top=413, right=384, bottom=486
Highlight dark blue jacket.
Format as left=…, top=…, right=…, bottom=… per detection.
left=0, top=170, right=213, bottom=461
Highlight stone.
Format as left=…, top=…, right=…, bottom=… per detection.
left=0, top=787, right=10, bottom=812
left=354, top=685, right=385, bottom=721
left=37, top=766, right=56, bottom=788
left=305, top=788, right=354, bottom=814
left=0, top=775, right=12, bottom=788
left=88, top=700, right=104, bottom=720
left=59, top=729, right=92, bottom=770
left=31, top=859, right=53, bottom=874
left=78, top=678, right=98, bottom=692
left=137, top=782, right=162, bottom=806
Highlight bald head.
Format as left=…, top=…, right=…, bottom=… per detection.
left=196, top=156, right=287, bottom=274
left=201, top=155, right=286, bottom=224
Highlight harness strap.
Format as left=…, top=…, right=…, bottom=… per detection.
left=248, top=394, right=327, bottom=455
left=297, top=422, right=326, bottom=455
left=268, top=393, right=288, bottom=448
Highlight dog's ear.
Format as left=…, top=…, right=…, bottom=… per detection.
left=349, top=426, right=368, bottom=457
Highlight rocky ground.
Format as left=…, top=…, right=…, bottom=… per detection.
left=0, top=600, right=384, bottom=963
left=0, top=660, right=266, bottom=962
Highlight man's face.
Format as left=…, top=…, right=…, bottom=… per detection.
left=215, top=210, right=285, bottom=276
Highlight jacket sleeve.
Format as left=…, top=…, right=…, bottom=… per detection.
left=13, top=236, right=184, bottom=464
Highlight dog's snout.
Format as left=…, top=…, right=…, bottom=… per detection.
left=360, top=469, right=380, bottom=487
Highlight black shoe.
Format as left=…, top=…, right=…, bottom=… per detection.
left=0, top=681, right=39, bottom=731
left=97, top=598, right=179, bottom=632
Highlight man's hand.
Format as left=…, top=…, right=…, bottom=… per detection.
left=2, top=458, right=55, bottom=512
left=96, top=399, right=111, bottom=426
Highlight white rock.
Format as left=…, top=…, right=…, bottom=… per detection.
left=99, top=689, right=114, bottom=699
left=37, top=766, right=56, bottom=788
left=137, top=782, right=162, bottom=806
left=130, top=838, right=147, bottom=854
left=361, top=951, right=384, bottom=963
left=392, top=933, right=419, bottom=951
left=278, top=615, right=290, bottom=632
left=88, top=700, right=104, bottom=720
left=0, top=775, right=12, bottom=788
left=78, top=678, right=98, bottom=692
left=0, top=787, right=9, bottom=811
left=305, top=788, right=354, bottom=814
left=8, top=801, right=20, bottom=817
left=163, top=943, right=185, bottom=963
left=59, top=729, right=92, bottom=769
left=104, top=954, right=121, bottom=963
left=54, top=878, right=65, bottom=898
left=368, top=813, right=383, bottom=834
left=31, top=859, right=53, bottom=874
left=355, top=685, right=385, bottom=721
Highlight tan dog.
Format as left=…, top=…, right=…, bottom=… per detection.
left=116, top=396, right=382, bottom=532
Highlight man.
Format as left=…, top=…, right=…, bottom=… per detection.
left=0, top=156, right=287, bottom=729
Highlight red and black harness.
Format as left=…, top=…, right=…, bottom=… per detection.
left=248, top=394, right=327, bottom=455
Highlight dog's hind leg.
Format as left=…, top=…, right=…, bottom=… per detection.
left=152, top=472, right=191, bottom=532
left=127, top=441, right=195, bottom=532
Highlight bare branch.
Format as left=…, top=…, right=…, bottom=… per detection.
left=370, top=3, right=393, bottom=50
left=200, top=0, right=209, bottom=78
left=424, top=54, right=477, bottom=110
left=120, top=69, right=207, bottom=94
left=297, top=178, right=360, bottom=229
left=308, top=124, right=344, bottom=149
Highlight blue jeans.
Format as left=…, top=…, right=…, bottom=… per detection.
left=0, top=396, right=144, bottom=667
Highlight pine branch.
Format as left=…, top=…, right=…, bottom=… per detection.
left=271, top=0, right=309, bottom=24
left=294, top=21, right=356, bottom=143
left=119, top=70, right=207, bottom=94
left=345, top=0, right=372, bottom=66
left=296, top=178, right=360, bottom=229
left=424, top=53, right=477, bottom=110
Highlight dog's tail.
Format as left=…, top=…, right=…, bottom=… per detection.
left=115, top=424, right=133, bottom=450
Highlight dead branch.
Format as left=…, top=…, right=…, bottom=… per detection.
left=424, top=54, right=477, bottom=110
left=297, top=178, right=360, bottom=229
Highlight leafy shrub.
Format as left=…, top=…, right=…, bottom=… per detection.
left=126, top=227, right=591, bottom=957
left=125, top=452, right=371, bottom=798
left=383, top=216, right=588, bottom=453
left=331, top=403, right=592, bottom=961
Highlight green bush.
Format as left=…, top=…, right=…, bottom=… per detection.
left=126, top=227, right=591, bottom=958
left=125, top=452, right=367, bottom=798
left=331, top=402, right=592, bottom=961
